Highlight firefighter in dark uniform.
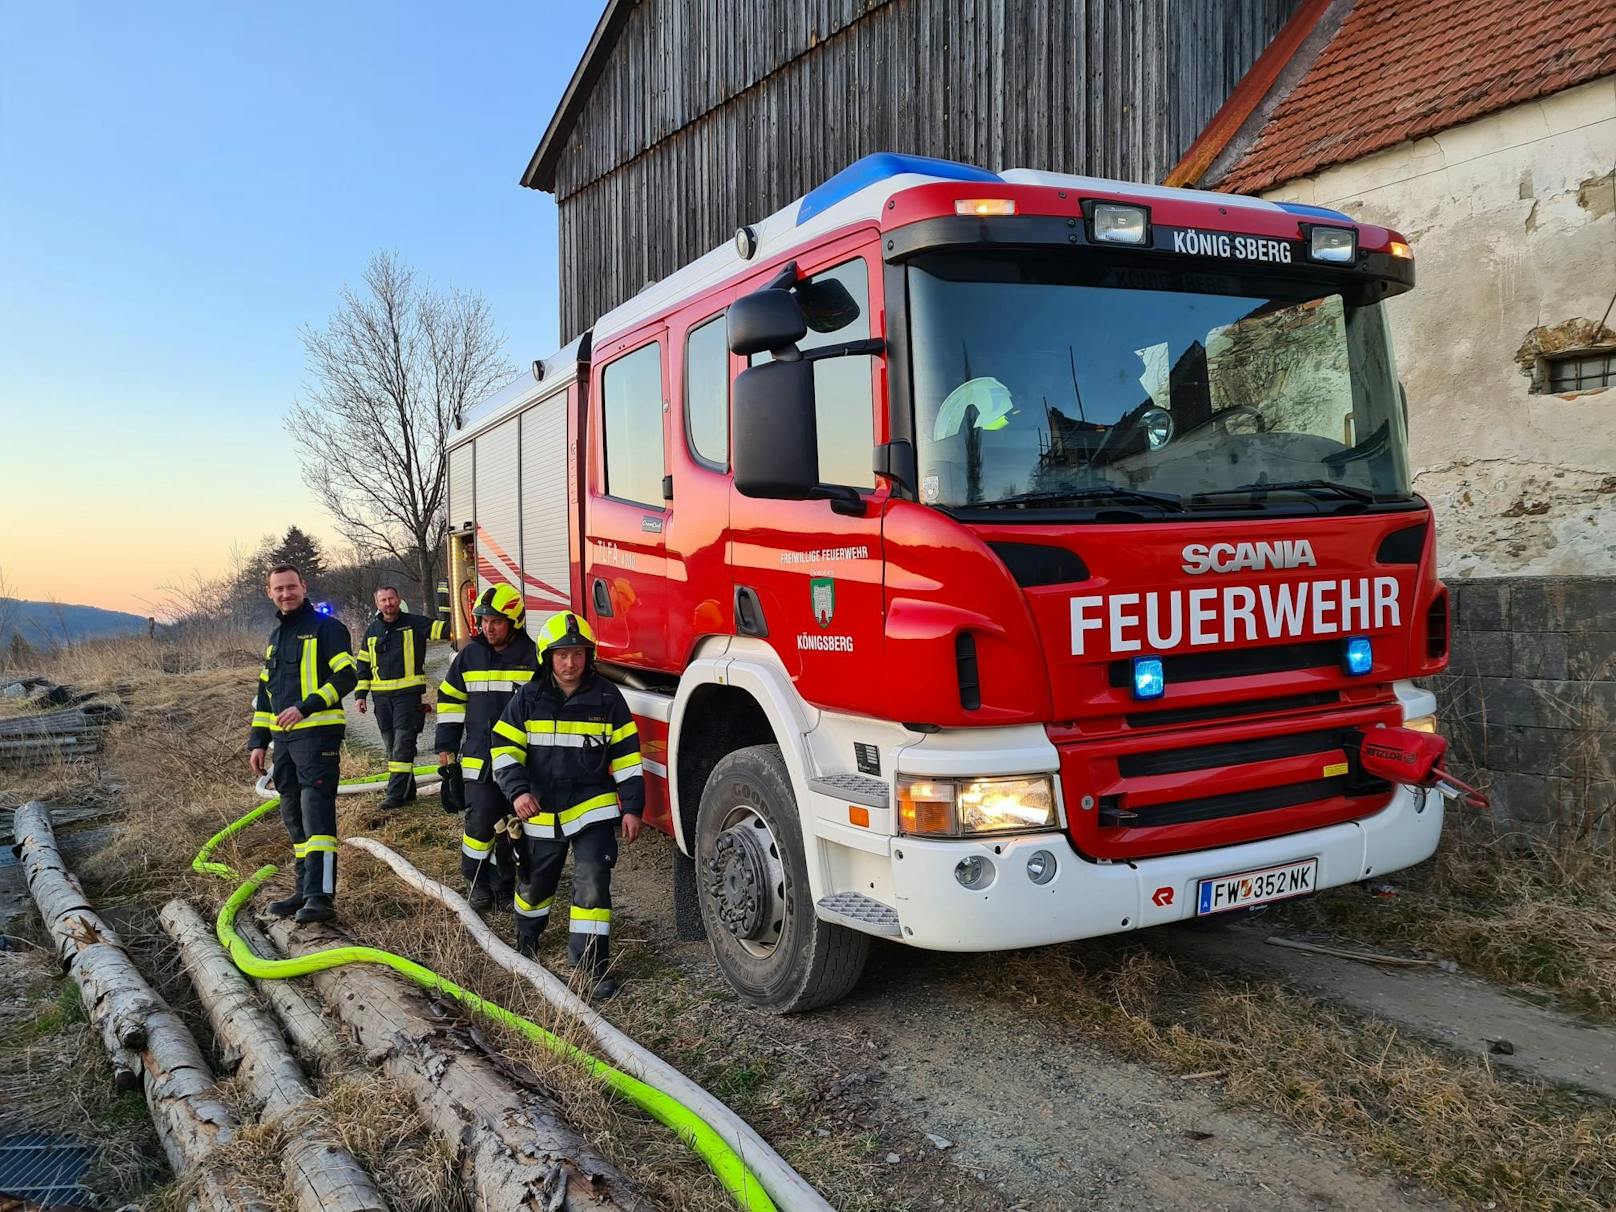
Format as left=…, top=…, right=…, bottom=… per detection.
left=434, top=584, right=538, bottom=911
left=492, top=610, right=643, bottom=999
left=354, top=585, right=451, bottom=808
left=247, top=565, right=359, bottom=923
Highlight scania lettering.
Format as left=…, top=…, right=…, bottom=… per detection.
left=447, top=154, right=1450, bottom=1012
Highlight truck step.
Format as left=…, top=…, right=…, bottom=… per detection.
left=816, top=892, right=902, bottom=936
left=807, top=773, right=889, bottom=809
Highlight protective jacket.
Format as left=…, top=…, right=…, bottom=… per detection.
left=432, top=630, right=538, bottom=779
left=491, top=671, right=644, bottom=838
left=248, top=601, right=358, bottom=750
left=355, top=610, right=449, bottom=698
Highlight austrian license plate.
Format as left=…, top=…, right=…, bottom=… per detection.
left=1196, top=858, right=1318, bottom=915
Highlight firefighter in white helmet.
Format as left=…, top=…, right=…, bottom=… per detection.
left=491, top=610, right=642, bottom=998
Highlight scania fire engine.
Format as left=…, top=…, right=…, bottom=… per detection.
left=444, top=153, right=1449, bottom=1012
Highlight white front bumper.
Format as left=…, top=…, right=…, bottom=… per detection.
left=886, top=784, right=1443, bottom=952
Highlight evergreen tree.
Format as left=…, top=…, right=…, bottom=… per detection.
left=269, top=526, right=327, bottom=585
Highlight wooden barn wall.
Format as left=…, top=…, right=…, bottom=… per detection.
left=552, top=0, right=1298, bottom=339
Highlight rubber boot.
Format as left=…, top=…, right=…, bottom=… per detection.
left=515, top=917, right=545, bottom=959
left=296, top=895, right=335, bottom=924
left=267, top=859, right=307, bottom=917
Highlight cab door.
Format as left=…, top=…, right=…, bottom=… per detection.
left=725, top=240, right=890, bottom=717
left=582, top=329, right=671, bottom=672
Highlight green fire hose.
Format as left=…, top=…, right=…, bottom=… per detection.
left=193, top=767, right=781, bottom=1212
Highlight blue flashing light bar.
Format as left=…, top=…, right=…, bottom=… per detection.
left=1132, top=656, right=1165, bottom=700
left=795, top=153, right=1000, bottom=226
left=314, top=601, right=333, bottom=616
left=1275, top=200, right=1355, bottom=223
left=1344, top=636, right=1373, bottom=676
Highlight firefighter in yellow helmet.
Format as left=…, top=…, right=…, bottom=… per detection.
left=433, top=584, right=538, bottom=910
left=491, top=610, right=643, bottom=998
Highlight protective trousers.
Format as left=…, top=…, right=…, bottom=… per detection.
left=514, top=820, right=618, bottom=972
left=272, top=731, right=342, bottom=902
left=461, top=778, right=516, bottom=896
left=373, top=688, right=425, bottom=804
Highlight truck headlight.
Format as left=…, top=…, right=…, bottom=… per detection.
left=897, top=775, right=1057, bottom=836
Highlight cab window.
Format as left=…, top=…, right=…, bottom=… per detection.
left=601, top=341, right=665, bottom=506
left=685, top=314, right=729, bottom=468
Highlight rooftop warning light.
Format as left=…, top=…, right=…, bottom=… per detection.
left=954, top=198, right=1017, bottom=216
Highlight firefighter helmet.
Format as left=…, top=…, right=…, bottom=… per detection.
left=535, top=610, right=596, bottom=659
left=472, top=584, right=525, bottom=629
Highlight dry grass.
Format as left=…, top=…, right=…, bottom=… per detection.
left=983, top=940, right=1616, bottom=1211
left=0, top=946, right=168, bottom=1205
left=1276, top=819, right=1616, bottom=1021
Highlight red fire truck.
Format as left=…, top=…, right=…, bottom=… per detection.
left=445, top=153, right=1448, bottom=1012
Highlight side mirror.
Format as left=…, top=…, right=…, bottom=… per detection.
left=728, top=289, right=807, bottom=357
left=732, top=358, right=818, bottom=498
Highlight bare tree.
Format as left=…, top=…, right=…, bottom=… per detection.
left=289, top=252, right=515, bottom=593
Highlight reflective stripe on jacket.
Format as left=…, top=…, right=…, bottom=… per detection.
left=491, top=671, right=644, bottom=838
left=355, top=611, right=449, bottom=696
left=247, top=601, right=357, bottom=749
left=431, top=630, right=538, bottom=778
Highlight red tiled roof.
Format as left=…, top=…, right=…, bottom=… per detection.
left=1214, top=0, right=1616, bottom=194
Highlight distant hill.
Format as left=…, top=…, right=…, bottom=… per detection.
left=1, top=599, right=150, bottom=649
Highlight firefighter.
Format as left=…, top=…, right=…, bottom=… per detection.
left=247, top=564, right=359, bottom=923
left=434, top=584, right=537, bottom=910
left=354, top=585, right=451, bottom=809
left=491, top=610, right=642, bottom=999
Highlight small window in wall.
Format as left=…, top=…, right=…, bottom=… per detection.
left=753, top=259, right=877, bottom=488
left=685, top=314, right=729, bottom=467
left=602, top=341, right=665, bottom=506
left=1546, top=351, right=1615, bottom=393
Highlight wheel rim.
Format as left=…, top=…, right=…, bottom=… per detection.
left=703, top=801, right=788, bottom=959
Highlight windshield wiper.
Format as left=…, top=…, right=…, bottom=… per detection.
left=972, top=486, right=1186, bottom=512
left=1191, top=479, right=1381, bottom=505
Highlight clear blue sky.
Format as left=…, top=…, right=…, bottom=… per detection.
left=0, top=1, right=604, bottom=612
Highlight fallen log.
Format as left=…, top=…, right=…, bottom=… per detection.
left=233, top=915, right=351, bottom=1072
left=11, top=801, right=266, bottom=1211
left=162, top=900, right=388, bottom=1212
left=264, top=916, right=641, bottom=1212
left=349, top=835, right=831, bottom=1212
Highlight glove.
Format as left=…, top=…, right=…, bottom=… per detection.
left=438, top=762, right=465, bottom=814
left=496, top=814, right=524, bottom=841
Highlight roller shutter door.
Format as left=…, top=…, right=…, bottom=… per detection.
left=474, top=419, right=520, bottom=594
left=520, top=393, right=571, bottom=615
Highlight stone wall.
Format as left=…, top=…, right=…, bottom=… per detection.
left=1437, top=577, right=1616, bottom=836
left=1262, top=76, right=1616, bottom=577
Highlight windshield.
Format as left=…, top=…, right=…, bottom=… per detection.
left=907, top=251, right=1412, bottom=514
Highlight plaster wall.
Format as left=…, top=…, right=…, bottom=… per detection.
left=1262, top=77, right=1616, bottom=577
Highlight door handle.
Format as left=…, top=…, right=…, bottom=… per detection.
left=733, top=585, right=767, bottom=637
left=591, top=577, right=614, bottom=617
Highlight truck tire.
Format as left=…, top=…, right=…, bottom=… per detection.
left=695, top=744, right=870, bottom=1013
left=671, top=847, right=707, bottom=941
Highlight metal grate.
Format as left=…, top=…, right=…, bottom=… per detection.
left=807, top=773, right=889, bottom=809
left=0, top=1132, right=97, bottom=1207
left=1547, top=351, right=1616, bottom=392
left=1109, top=641, right=1344, bottom=688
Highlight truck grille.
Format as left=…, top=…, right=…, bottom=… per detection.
left=1097, top=774, right=1389, bottom=828
left=1116, top=728, right=1342, bottom=777
left=1108, top=640, right=1343, bottom=687
left=1124, top=691, right=1338, bottom=728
